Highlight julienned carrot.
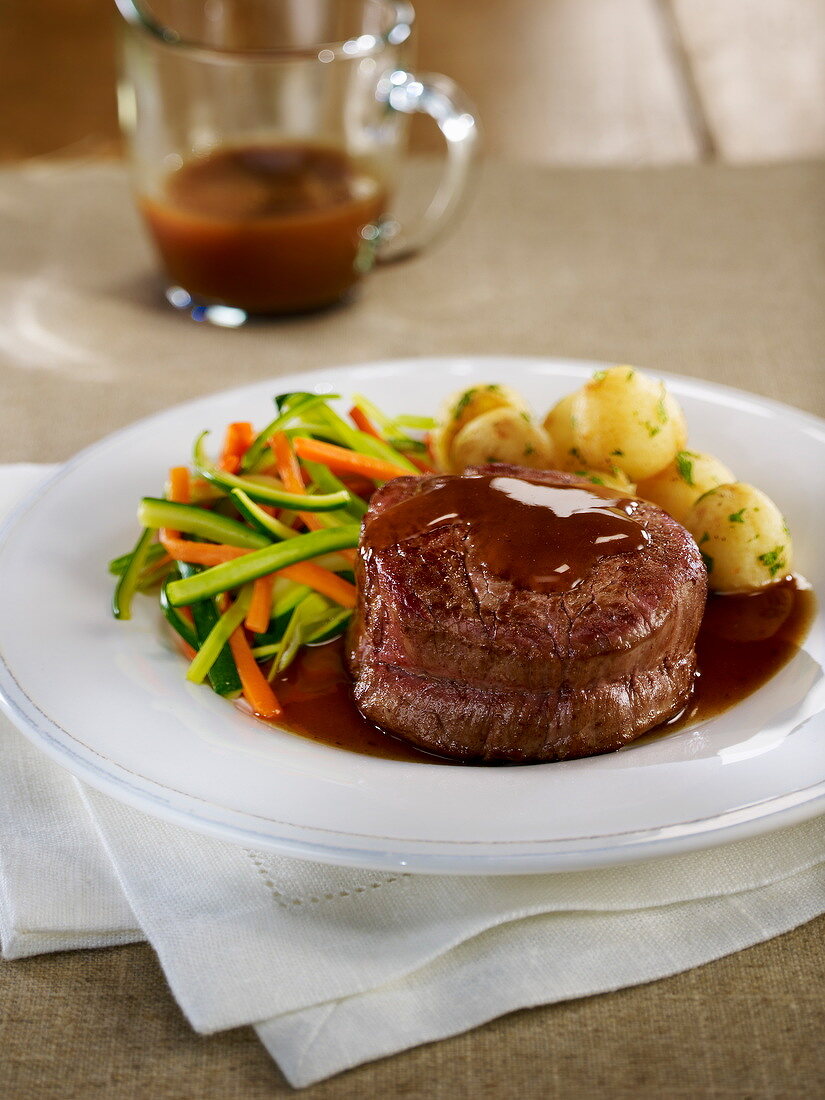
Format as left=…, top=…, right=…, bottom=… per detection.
left=246, top=574, right=274, bottom=634
left=158, top=534, right=357, bottom=606
left=348, top=405, right=382, bottom=440
left=219, top=422, right=254, bottom=474
left=279, top=562, right=357, bottom=608
left=270, top=431, right=327, bottom=535
left=228, top=625, right=282, bottom=718
left=293, top=437, right=412, bottom=482
left=271, top=432, right=303, bottom=493
left=168, top=466, right=190, bottom=504
left=158, top=533, right=249, bottom=566
left=164, top=466, right=191, bottom=539
left=407, top=454, right=436, bottom=474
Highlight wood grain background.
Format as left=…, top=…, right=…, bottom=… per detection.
left=2, top=0, right=824, bottom=165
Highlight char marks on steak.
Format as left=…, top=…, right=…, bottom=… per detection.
left=348, top=465, right=707, bottom=762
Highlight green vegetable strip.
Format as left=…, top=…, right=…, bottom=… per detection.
left=313, top=406, right=420, bottom=474
left=266, top=593, right=333, bottom=678
left=109, top=541, right=167, bottom=576
left=159, top=571, right=199, bottom=650
left=393, top=414, right=438, bottom=430
left=230, top=489, right=299, bottom=541
left=303, top=461, right=368, bottom=518
left=193, top=432, right=351, bottom=511
left=138, top=498, right=270, bottom=549
left=177, top=563, right=241, bottom=697
left=241, top=393, right=339, bottom=472
left=165, top=525, right=361, bottom=606
left=351, top=393, right=394, bottom=433
left=186, top=587, right=252, bottom=685
left=112, top=527, right=155, bottom=620
left=307, top=608, right=352, bottom=645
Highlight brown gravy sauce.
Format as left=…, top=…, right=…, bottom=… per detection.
left=270, top=577, right=816, bottom=763
left=365, top=474, right=649, bottom=593
left=140, top=142, right=387, bottom=314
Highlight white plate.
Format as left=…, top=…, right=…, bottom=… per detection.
left=0, top=357, right=823, bottom=874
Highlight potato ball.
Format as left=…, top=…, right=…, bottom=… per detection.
left=450, top=407, right=555, bottom=472
left=637, top=450, right=735, bottom=526
left=571, top=366, right=688, bottom=482
left=431, top=384, right=528, bottom=471
left=543, top=393, right=583, bottom=471
left=686, top=482, right=793, bottom=592
left=569, top=466, right=636, bottom=494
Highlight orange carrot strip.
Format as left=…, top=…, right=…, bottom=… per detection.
left=279, top=562, right=357, bottom=608
left=293, top=437, right=411, bottom=482
left=271, top=432, right=304, bottom=493
left=158, top=533, right=249, bottom=566
left=246, top=575, right=274, bottom=634
left=407, top=453, right=436, bottom=474
left=228, top=626, right=282, bottom=719
left=219, top=421, right=255, bottom=473
left=168, top=466, right=190, bottom=504
left=162, top=466, right=192, bottom=539
left=268, top=433, right=355, bottom=562
left=270, top=432, right=327, bottom=534
left=348, top=405, right=383, bottom=440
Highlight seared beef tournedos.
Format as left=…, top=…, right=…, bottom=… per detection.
left=347, top=465, right=707, bottom=763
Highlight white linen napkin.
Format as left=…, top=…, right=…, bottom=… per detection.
left=1, top=464, right=824, bottom=1088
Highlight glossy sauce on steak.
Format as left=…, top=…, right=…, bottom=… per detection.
left=347, top=465, right=708, bottom=762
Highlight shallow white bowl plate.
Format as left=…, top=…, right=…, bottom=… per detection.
left=0, top=358, right=823, bottom=873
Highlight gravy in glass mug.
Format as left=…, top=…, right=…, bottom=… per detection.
left=140, top=143, right=387, bottom=314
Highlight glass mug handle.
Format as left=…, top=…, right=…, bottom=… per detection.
left=375, top=70, right=480, bottom=263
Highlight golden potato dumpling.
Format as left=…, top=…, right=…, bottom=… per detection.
left=637, top=450, right=734, bottom=526
left=568, top=466, right=636, bottom=494
left=431, top=384, right=527, bottom=471
left=572, top=366, right=688, bottom=481
left=685, top=482, right=793, bottom=592
left=543, top=392, right=584, bottom=471
left=450, top=407, right=554, bottom=472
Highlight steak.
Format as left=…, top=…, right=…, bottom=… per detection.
left=348, top=464, right=707, bottom=762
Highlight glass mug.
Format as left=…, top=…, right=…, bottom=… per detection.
left=115, top=0, right=479, bottom=321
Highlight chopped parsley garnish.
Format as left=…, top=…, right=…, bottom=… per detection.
left=758, top=546, right=786, bottom=578
left=699, top=531, right=710, bottom=545
left=610, top=449, right=624, bottom=457
left=519, top=410, right=531, bottom=423
left=675, top=451, right=695, bottom=486
left=625, top=369, right=635, bottom=381
left=524, top=443, right=535, bottom=456
left=728, top=509, right=746, bottom=523
left=700, top=551, right=714, bottom=573
left=643, top=421, right=661, bottom=438
left=592, top=369, right=607, bottom=382
left=655, top=390, right=668, bottom=423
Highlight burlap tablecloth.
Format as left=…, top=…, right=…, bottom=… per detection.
left=0, top=158, right=823, bottom=1097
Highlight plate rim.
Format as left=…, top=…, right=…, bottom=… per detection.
left=0, top=354, right=823, bottom=874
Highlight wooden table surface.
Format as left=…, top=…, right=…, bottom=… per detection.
left=2, top=0, right=825, bottom=165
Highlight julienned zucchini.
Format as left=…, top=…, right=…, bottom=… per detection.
left=165, top=525, right=361, bottom=606
left=138, top=498, right=270, bottom=548
left=159, top=570, right=199, bottom=651
left=112, top=527, right=155, bottom=620
left=176, top=563, right=242, bottom=697
left=193, top=432, right=351, bottom=512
